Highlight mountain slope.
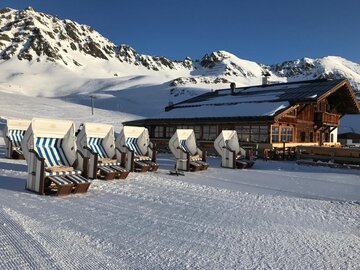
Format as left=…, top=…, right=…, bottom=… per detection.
left=0, top=6, right=359, bottom=101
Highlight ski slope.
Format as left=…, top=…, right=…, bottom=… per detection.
left=0, top=77, right=360, bottom=269
left=0, top=144, right=360, bottom=269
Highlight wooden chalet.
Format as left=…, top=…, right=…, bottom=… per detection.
left=124, top=79, right=360, bottom=156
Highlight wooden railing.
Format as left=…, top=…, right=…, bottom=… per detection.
left=314, top=112, right=340, bottom=126
left=296, top=146, right=360, bottom=165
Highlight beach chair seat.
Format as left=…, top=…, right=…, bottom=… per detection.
left=98, top=158, right=121, bottom=166
left=98, top=166, right=118, bottom=180
left=97, top=158, right=129, bottom=179
left=235, top=155, right=254, bottom=169
left=46, top=176, right=74, bottom=196
left=196, top=160, right=209, bottom=170
left=134, top=160, right=151, bottom=172
left=189, top=161, right=203, bottom=171
left=141, top=160, right=159, bottom=172
left=189, top=154, right=209, bottom=170
left=133, top=155, right=158, bottom=172
left=235, top=159, right=248, bottom=169
left=36, top=137, right=90, bottom=194
left=45, top=168, right=83, bottom=177
left=66, top=175, right=91, bottom=193
left=110, top=165, right=130, bottom=179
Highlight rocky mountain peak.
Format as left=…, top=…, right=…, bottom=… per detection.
left=0, top=7, right=359, bottom=94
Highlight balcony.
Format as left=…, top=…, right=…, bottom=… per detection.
left=314, top=112, right=340, bottom=126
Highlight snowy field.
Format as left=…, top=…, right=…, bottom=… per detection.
left=1, top=140, right=360, bottom=269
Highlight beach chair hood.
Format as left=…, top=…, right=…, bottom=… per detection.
left=117, top=126, right=150, bottom=156
left=169, top=129, right=197, bottom=157
left=22, top=118, right=77, bottom=166
left=4, top=118, right=31, bottom=150
left=77, top=123, right=115, bottom=159
left=214, top=130, right=241, bottom=155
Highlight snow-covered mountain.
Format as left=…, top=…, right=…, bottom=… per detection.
left=0, top=7, right=359, bottom=101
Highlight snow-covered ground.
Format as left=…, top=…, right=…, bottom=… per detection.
left=0, top=142, right=360, bottom=269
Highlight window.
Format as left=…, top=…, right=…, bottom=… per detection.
left=280, top=127, right=293, bottom=142
left=166, top=126, right=176, bottom=138
left=194, top=126, right=201, bottom=139
left=250, top=126, right=259, bottom=142
left=271, top=126, right=294, bottom=143
left=259, top=126, right=269, bottom=143
left=300, top=132, right=306, bottom=142
left=203, top=125, right=217, bottom=140
left=271, top=126, right=280, bottom=143
left=235, top=125, right=250, bottom=142
left=330, top=133, right=334, bottom=143
left=154, top=126, right=164, bottom=138
left=235, top=125, right=269, bottom=143
left=177, top=125, right=201, bottom=139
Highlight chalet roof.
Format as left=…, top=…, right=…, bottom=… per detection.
left=167, top=79, right=343, bottom=110
left=124, top=79, right=360, bottom=125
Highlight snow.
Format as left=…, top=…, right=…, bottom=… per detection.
left=0, top=145, right=360, bottom=269
left=0, top=94, right=360, bottom=269
left=152, top=101, right=290, bottom=119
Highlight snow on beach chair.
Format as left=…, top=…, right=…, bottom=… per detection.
left=4, top=119, right=31, bottom=159
left=22, top=118, right=90, bottom=196
left=77, top=123, right=129, bottom=180
left=116, top=126, right=158, bottom=172
left=169, top=129, right=208, bottom=172
left=214, top=130, right=254, bottom=169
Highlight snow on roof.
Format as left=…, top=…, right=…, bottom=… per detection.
left=152, top=79, right=344, bottom=120
left=153, top=101, right=290, bottom=119
left=172, top=79, right=342, bottom=109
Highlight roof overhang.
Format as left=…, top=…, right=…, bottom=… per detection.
left=123, top=115, right=275, bottom=126
left=318, top=80, right=360, bottom=114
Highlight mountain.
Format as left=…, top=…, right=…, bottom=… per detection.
left=0, top=6, right=359, bottom=101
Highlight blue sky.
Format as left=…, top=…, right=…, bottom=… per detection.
left=2, top=0, right=360, bottom=64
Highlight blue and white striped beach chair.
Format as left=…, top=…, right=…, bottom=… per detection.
left=117, top=126, right=158, bottom=173
left=169, top=129, right=208, bottom=172
left=4, top=119, right=31, bottom=159
left=214, top=130, right=254, bottom=169
left=76, top=123, right=129, bottom=180
left=22, top=118, right=91, bottom=195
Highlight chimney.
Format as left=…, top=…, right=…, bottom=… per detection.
left=262, top=71, right=271, bottom=85
left=230, top=82, right=236, bottom=95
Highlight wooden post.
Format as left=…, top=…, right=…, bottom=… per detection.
left=90, top=95, right=96, bottom=115
left=282, top=140, right=286, bottom=160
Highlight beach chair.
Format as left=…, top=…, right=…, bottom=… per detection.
left=4, top=119, right=31, bottom=159
left=116, top=126, right=159, bottom=172
left=77, top=123, right=129, bottom=180
left=169, top=129, right=208, bottom=172
left=214, top=130, right=254, bottom=169
left=22, top=118, right=91, bottom=196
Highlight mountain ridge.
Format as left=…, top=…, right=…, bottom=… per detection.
left=0, top=6, right=359, bottom=97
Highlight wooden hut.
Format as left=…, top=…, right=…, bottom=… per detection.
left=124, top=79, right=360, bottom=157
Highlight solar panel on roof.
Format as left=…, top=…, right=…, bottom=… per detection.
left=169, top=79, right=343, bottom=110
